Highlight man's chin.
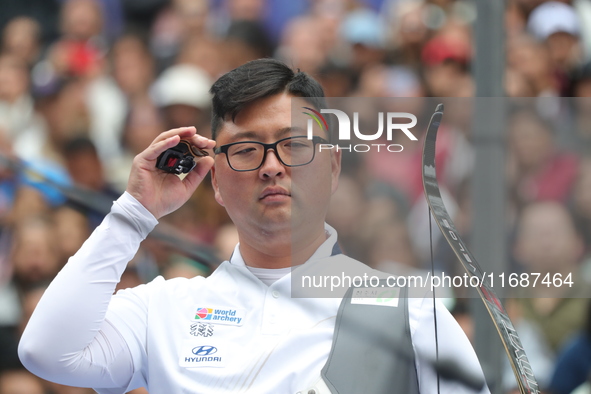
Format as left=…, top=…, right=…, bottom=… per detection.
left=257, top=205, right=318, bottom=233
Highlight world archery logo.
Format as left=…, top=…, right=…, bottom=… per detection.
left=195, top=307, right=213, bottom=320
left=302, top=107, right=328, bottom=132
left=193, top=307, right=245, bottom=326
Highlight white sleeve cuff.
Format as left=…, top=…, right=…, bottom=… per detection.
left=113, top=192, right=159, bottom=238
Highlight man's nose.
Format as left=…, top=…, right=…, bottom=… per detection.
left=259, top=149, right=285, bottom=179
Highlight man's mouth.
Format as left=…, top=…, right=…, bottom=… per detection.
left=259, top=187, right=291, bottom=201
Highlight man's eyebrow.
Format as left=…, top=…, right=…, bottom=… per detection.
left=226, top=130, right=259, bottom=142
left=277, top=126, right=306, bottom=137
left=226, top=127, right=306, bottom=142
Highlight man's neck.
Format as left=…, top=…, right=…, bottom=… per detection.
left=238, top=226, right=328, bottom=269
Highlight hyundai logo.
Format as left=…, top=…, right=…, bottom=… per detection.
left=192, top=346, right=217, bottom=356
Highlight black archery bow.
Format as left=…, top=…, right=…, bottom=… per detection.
left=421, top=104, right=540, bottom=394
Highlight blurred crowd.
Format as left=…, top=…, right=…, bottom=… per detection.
left=1, top=0, right=591, bottom=392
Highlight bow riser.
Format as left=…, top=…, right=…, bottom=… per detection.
left=422, top=105, right=540, bottom=394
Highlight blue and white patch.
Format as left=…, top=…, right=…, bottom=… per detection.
left=180, top=340, right=227, bottom=368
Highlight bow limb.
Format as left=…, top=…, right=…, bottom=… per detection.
left=421, top=104, right=540, bottom=394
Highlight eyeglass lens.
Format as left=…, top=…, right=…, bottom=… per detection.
left=227, top=138, right=315, bottom=170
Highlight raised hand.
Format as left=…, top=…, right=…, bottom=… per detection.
left=126, top=127, right=215, bottom=219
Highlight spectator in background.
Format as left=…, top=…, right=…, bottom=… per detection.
left=35, top=0, right=127, bottom=166
left=109, top=31, right=163, bottom=189
left=384, top=2, right=430, bottom=69
left=325, top=173, right=369, bottom=261
left=316, top=61, right=355, bottom=97
left=503, top=200, right=589, bottom=390
left=207, top=0, right=269, bottom=43
left=50, top=0, right=106, bottom=79
left=548, top=300, right=591, bottom=394
left=0, top=54, right=48, bottom=160
left=507, top=107, right=579, bottom=207
left=275, top=15, right=329, bottom=74
left=61, top=136, right=121, bottom=227
left=34, top=78, right=91, bottom=160
left=366, top=220, right=420, bottom=272
left=62, top=137, right=119, bottom=196
left=52, top=205, right=91, bottom=264
left=1, top=208, right=60, bottom=363
left=0, top=0, right=61, bottom=46
left=9, top=216, right=60, bottom=295
left=512, top=201, right=590, bottom=353
left=113, top=101, right=165, bottom=191
left=527, top=1, right=583, bottom=96
left=226, top=0, right=265, bottom=22
left=111, top=32, right=156, bottom=102
left=151, top=63, right=212, bottom=132
left=121, top=0, right=167, bottom=36
left=421, top=18, right=473, bottom=97
left=505, top=0, right=527, bottom=40
left=505, top=67, right=537, bottom=97
left=308, top=0, right=347, bottom=64
left=149, top=0, right=210, bottom=70
left=224, top=20, right=274, bottom=70
left=1, top=17, right=42, bottom=66
left=507, top=34, right=560, bottom=97
left=326, top=149, right=411, bottom=266
left=340, top=8, right=387, bottom=73
left=5, top=187, right=52, bottom=230
left=176, top=34, right=228, bottom=80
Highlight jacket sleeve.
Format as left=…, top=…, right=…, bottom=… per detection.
left=18, top=192, right=158, bottom=392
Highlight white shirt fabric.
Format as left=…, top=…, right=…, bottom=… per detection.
left=19, top=192, right=489, bottom=394
left=246, top=265, right=293, bottom=286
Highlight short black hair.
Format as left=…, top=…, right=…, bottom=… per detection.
left=209, top=58, right=327, bottom=139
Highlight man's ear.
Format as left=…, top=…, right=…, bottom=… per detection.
left=210, top=165, right=225, bottom=207
left=330, top=150, right=342, bottom=195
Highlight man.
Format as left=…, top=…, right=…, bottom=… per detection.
left=18, top=59, right=486, bottom=393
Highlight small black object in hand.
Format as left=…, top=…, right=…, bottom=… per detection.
left=156, top=140, right=208, bottom=175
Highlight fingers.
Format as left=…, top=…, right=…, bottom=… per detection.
left=185, top=134, right=216, bottom=151
left=152, top=126, right=196, bottom=144
left=152, top=127, right=215, bottom=148
left=183, top=156, right=215, bottom=191
left=141, top=134, right=182, bottom=162
left=142, top=127, right=215, bottom=162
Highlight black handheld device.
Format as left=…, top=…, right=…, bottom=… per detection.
left=155, top=140, right=208, bottom=175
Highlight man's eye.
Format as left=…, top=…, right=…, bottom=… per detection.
left=285, top=142, right=309, bottom=149
left=231, top=146, right=257, bottom=155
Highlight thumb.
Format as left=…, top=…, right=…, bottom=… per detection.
left=182, top=156, right=214, bottom=191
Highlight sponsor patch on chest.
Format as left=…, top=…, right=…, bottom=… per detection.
left=192, top=306, right=245, bottom=326
left=179, top=340, right=227, bottom=368
left=189, top=322, right=214, bottom=337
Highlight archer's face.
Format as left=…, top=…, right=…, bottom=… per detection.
left=211, top=93, right=340, bottom=250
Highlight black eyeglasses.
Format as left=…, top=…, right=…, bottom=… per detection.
left=214, top=136, right=329, bottom=172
